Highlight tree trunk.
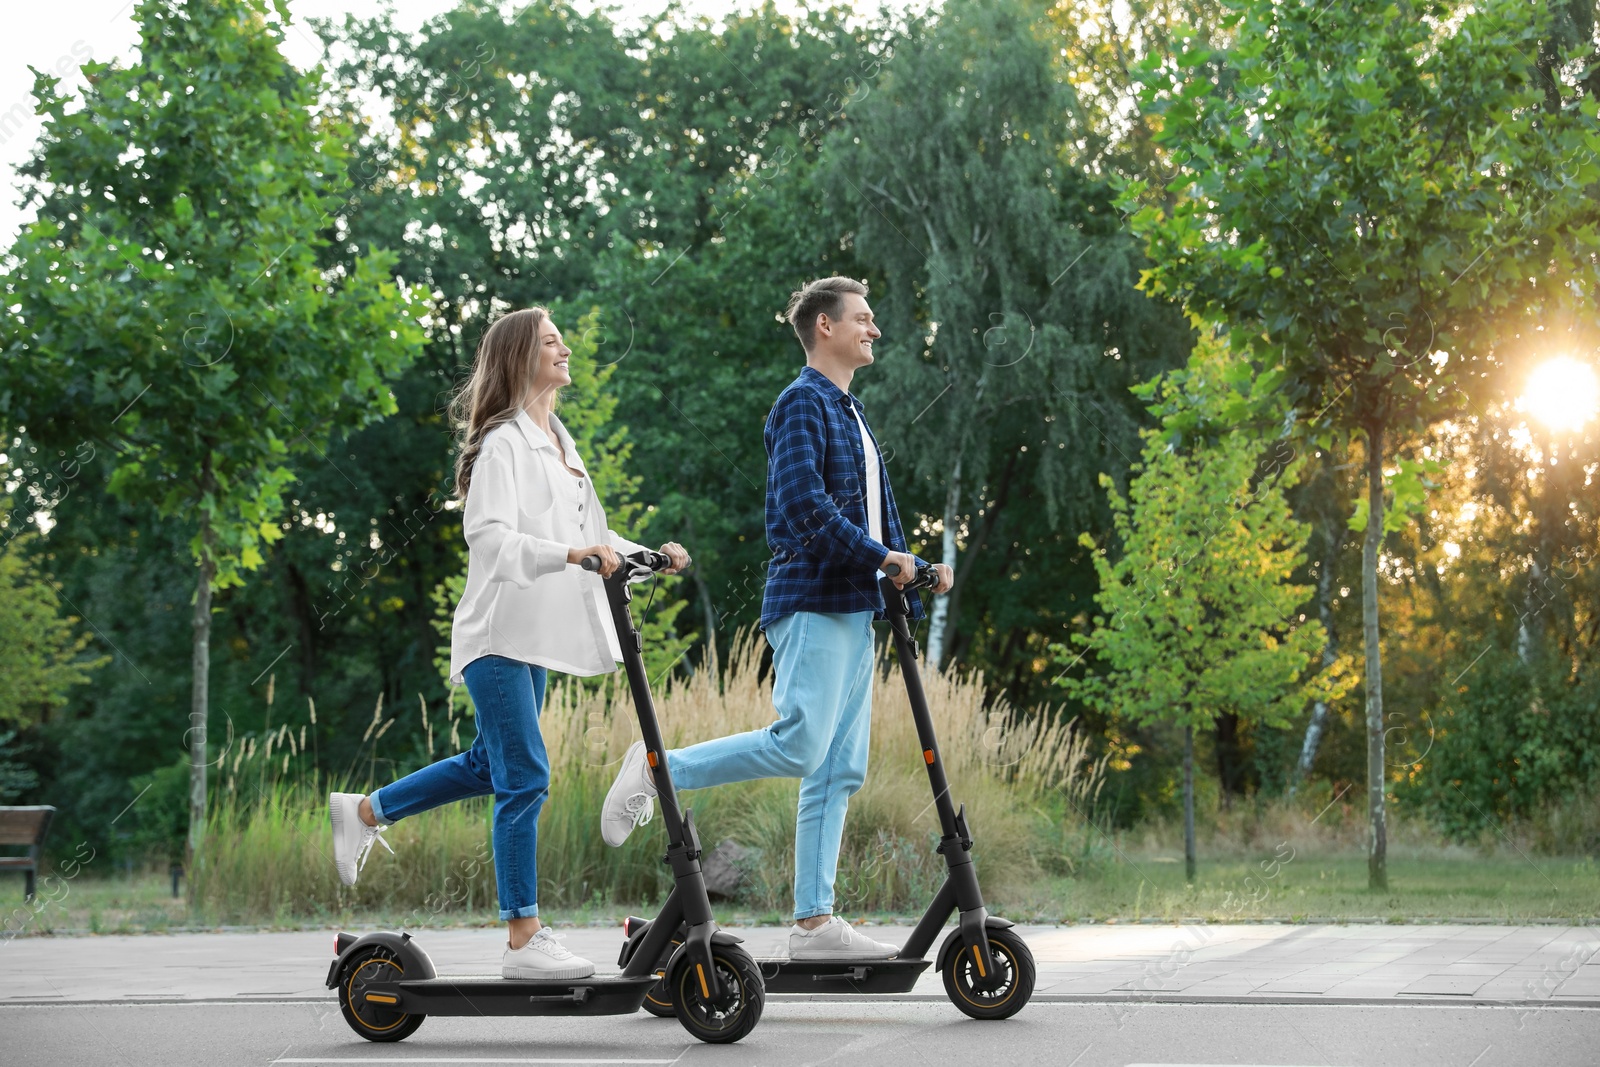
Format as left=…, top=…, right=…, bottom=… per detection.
left=1361, top=423, right=1388, bottom=891
left=1183, top=723, right=1197, bottom=884
left=682, top=516, right=719, bottom=665
left=693, top=568, right=717, bottom=663
left=926, top=458, right=961, bottom=671
left=1213, top=711, right=1243, bottom=810
left=937, top=451, right=1016, bottom=667
left=282, top=559, right=318, bottom=695
left=1519, top=427, right=1573, bottom=664
left=1516, top=559, right=1544, bottom=665
left=188, top=512, right=218, bottom=867
left=1293, top=515, right=1341, bottom=793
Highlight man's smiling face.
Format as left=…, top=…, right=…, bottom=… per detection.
left=827, top=292, right=881, bottom=368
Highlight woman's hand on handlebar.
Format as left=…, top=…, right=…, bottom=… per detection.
left=658, top=541, right=690, bottom=574
left=930, top=563, right=954, bottom=595
left=569, top=543, right=620, bottom=577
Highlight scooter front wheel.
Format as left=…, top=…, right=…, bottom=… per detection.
left=337, top=945, right=425, bottom=1042
left=671, top=945, right=764, bottom=1043
left=942, top=926, right=1034, bottom=1020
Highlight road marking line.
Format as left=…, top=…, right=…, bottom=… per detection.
left=270, top=1062, right=681, bottom=1067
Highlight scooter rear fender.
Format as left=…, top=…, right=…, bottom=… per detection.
left=326, top=930, right=438, bottom=989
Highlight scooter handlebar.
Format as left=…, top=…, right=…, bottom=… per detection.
left=580, top=549, right=673, bottom=575
left=883, top=561, right=940, bottom=591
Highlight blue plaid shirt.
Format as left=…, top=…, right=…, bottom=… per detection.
left=760, top=366, right=926, bottom=629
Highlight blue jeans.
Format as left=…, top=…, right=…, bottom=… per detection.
left=667, top=610, right=875, bottom=921
left=369, top=656, right=550, bottom=920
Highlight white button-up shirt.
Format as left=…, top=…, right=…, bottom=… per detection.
left=448, top=408, right=645, bottom=683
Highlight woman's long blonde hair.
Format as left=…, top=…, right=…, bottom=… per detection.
left=450, top=306, right=550, bottom=501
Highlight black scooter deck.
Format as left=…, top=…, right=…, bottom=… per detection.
left=755, top=957, right=929, bottom=994
left=374, top=974, right=656, bottom=1017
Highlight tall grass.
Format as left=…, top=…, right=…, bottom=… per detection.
left=192, top=630, right=1101, bottom=924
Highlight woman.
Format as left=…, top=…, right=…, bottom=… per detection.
left=326, top=307, right=689, bottom=979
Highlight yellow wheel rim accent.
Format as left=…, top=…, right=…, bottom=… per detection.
left=346, top=956, right=408, bottom=1033
left=679, top=956, right=746, bottom=1031
left=954, top=941, right=1017, bottom=1011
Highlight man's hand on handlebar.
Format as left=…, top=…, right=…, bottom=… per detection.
left=883, top=550, right=918, bottom=589
left=569, top=543, right=621, bottom=577
left=658, top=542, right=690, bottom=574
left=884, top=553, right=954, bottom=594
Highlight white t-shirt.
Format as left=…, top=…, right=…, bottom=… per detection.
left=850, top=402, right=884, bottom=567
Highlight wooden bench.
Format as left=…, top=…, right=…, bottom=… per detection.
left=0, top=806, right=55, bottom=899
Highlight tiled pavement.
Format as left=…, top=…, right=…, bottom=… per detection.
left=1007, top=923, right=1600, bottom=1003
left=3, top=923, right=1597, bottom=1006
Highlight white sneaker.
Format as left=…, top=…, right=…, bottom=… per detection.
left=600, top=741, right=657, bottom=847
left=788, top=916, right=899, bottom=960
left=503, top=928, right=596, bottom=980
left=329, top=791, right=394, bottom=886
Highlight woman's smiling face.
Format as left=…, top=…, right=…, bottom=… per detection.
left=529, top=318, right=572, bottom=397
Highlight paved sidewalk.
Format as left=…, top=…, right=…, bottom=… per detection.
left=3, top=923, right=1598, bottom=1006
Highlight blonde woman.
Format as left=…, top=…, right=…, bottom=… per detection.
left=327, top=307, right=688, bottom=979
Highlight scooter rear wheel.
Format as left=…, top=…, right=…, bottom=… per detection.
left=337, top=945, right=425, bottom=1042
left=671, top=945, right=764, bottom=1043
left=942, top=926, right=1034, bottom=1020
left=641, top=938, right=682, bottom=1017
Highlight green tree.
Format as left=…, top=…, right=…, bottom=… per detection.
left=314, top=1, right=898, bottom=665
left=1119, top=0, right=1600, bottom=887
left=1056, top=336, right=1337, bottom=880
left=1538, top=0, right=1599, bottom=109
left=0, top=0, right=427, bottom=858
left=1048, top=0, right=1235, bottom=181
left=1385, top=395, right=1600, bottom=837
left=1287, top=451, right=1354, bottom=790
left=0, top=532, right=107, bottom=728
left=826, top=0, right=1192, bottom=683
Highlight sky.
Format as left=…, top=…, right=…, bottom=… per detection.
left=0, top=0, right=822, bottom=247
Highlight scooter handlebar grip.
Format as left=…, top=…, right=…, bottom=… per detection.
left=582, top=550, right=673, bottom=574
left=884, top=561, right=938, bottom=589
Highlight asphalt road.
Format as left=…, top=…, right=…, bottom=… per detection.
left=6, top=999, right=1597, bottom=1066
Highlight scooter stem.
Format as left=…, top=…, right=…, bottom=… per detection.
left=879, top=573, right=1000, bottom=982
left=595, top=553, right=722, bottom=999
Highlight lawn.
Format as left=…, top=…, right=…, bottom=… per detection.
left=7, top=848, right=1594, bottom=938
left=1000, top=853, right=1600, bottom=924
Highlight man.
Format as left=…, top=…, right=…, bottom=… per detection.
left=600, top=276, right=952, bottom=960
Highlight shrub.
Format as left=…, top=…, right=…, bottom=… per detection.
left=191, top=630, right=1102, bottom=922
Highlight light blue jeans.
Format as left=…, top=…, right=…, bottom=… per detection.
left=369, top=656, right=550, bottom=920
left=667, top=610, right=875, bottom=921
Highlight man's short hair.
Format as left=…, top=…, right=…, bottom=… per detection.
left=784, top=276, right=868, bottom=352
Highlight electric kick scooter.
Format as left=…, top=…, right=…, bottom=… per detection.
left=621, top=561, right=1035, bottom=1020
left=326, top=550, right=765, bottom=1044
